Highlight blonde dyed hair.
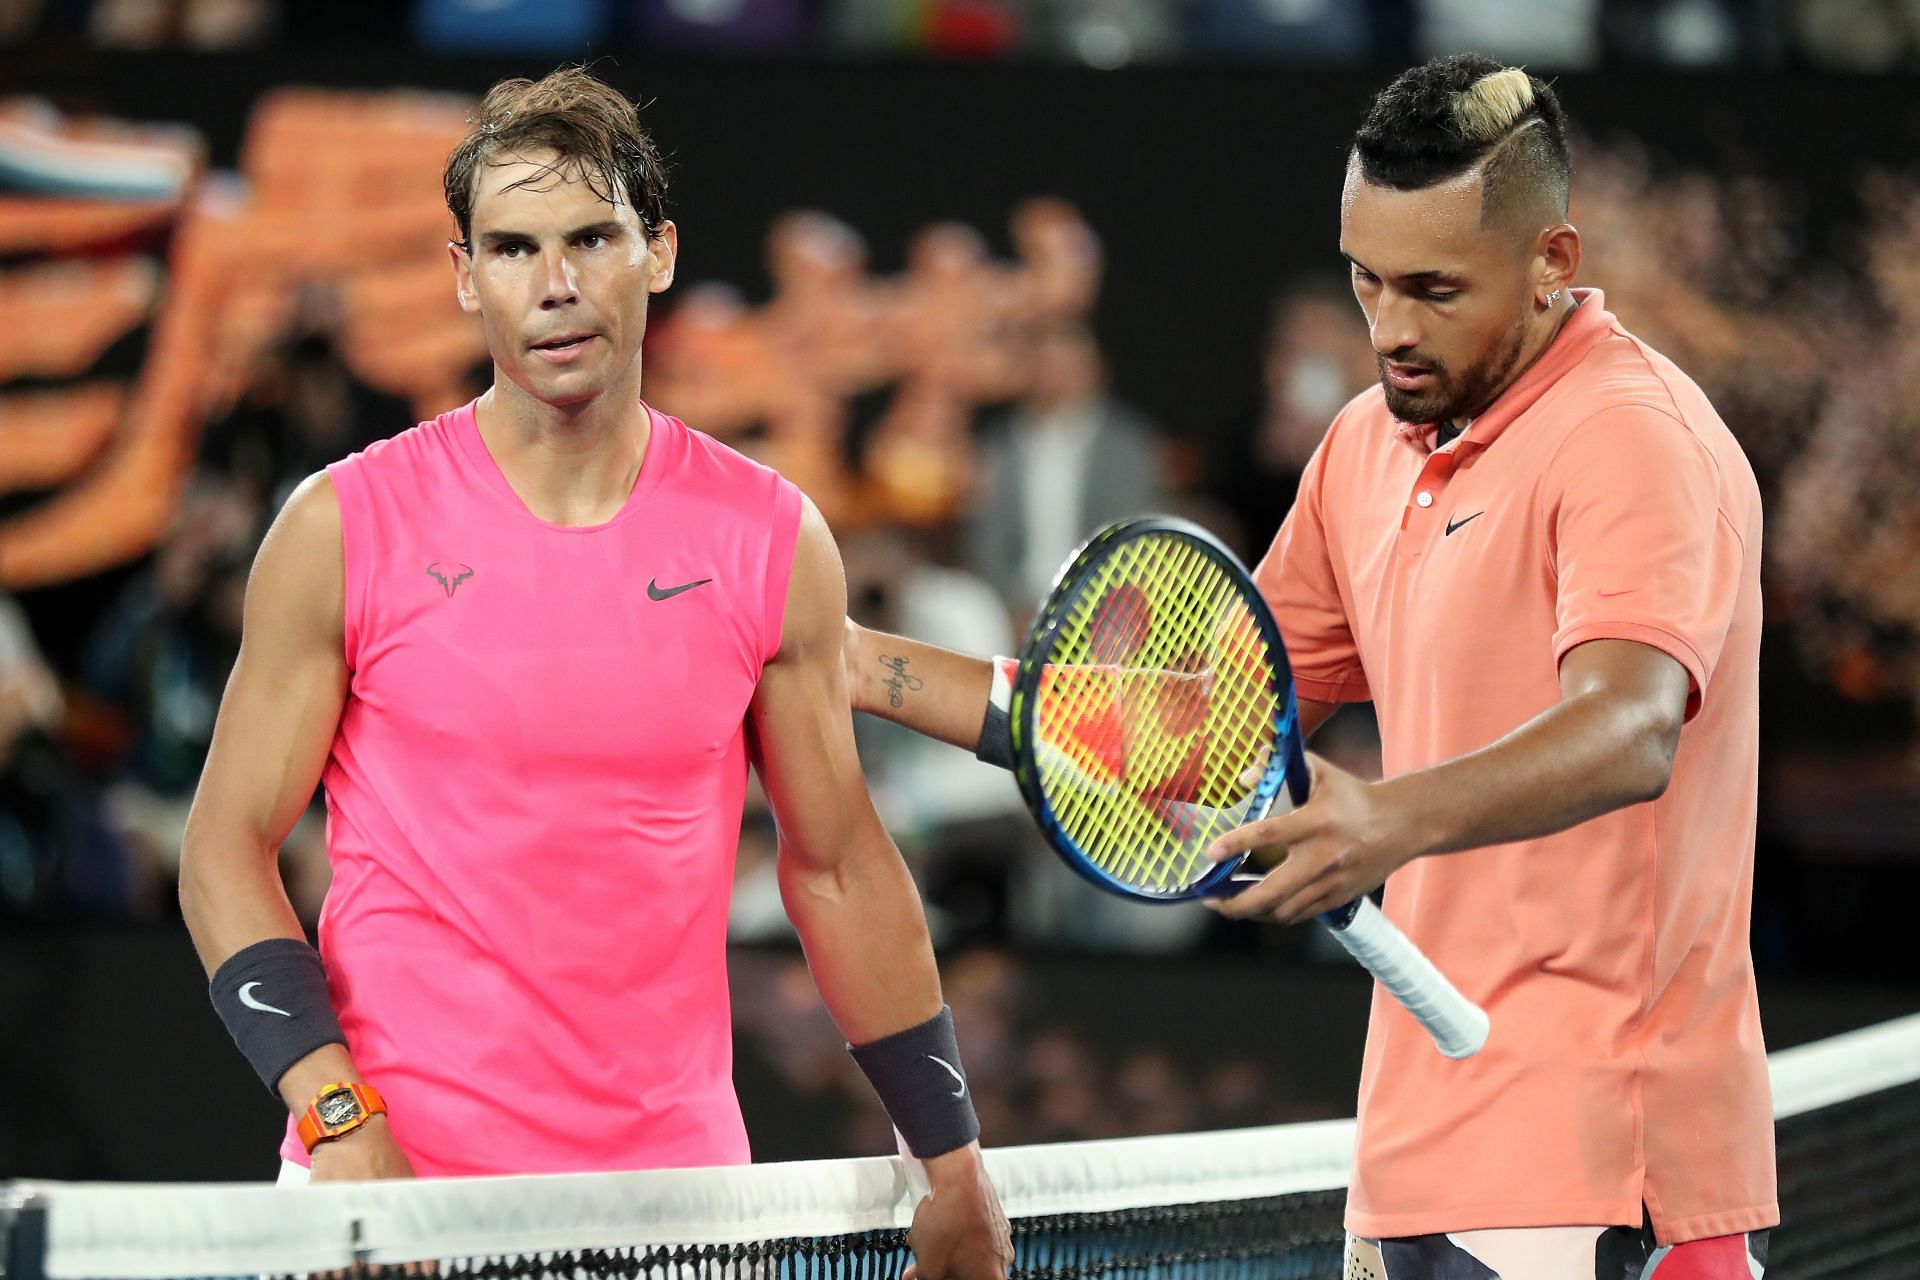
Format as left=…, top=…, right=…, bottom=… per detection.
left=1451, top=68, right=1538, bottom=145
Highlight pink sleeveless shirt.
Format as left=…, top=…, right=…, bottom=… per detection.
left=281, top=400, right=802, bottom=1176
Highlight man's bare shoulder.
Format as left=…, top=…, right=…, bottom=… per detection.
left=769, top=495, right=843, bottom=666
left=248, top=472, right=345, bottom=639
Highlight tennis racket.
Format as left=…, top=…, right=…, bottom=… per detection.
left=1008, top=516, right=1489, bottom=1060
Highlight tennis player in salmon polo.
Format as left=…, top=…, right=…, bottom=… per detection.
left=843, top=55, right=1776, bottom=1279
left=178, top=67, right=1011, bottom=1280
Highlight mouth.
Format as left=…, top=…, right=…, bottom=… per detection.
left=529, top=332, right=600, bottom=363
left=1382, top=360, right=1435, bottom=393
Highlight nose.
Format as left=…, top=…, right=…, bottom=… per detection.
left=1369, top=290, right=1421, bottom=360
left=539, top=249, right=578, bottom=310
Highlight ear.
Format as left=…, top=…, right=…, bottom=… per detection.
left=450, top=240, right=480, bottom=314
left=1534, top=222, right=1581, bottom=307
left=647, top=220, right=679, bottom=295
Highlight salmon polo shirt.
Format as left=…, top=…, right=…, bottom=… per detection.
left=1255, top=290, right=1776, bottom=1243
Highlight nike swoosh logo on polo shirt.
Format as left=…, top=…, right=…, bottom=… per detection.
left=1444, top=512, right=1483, bottom=536
left=239, top=982, right=292, bottom=1017
left=647, top=577, right=713, bottom=601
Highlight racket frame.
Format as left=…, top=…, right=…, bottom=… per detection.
left=1009, top=516, right=1306, bottom=901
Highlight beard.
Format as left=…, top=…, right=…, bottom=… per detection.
left=1376, top=314, right=1531, bottom=427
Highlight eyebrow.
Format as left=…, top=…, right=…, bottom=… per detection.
left=477, top=220, right=626, bottom=249
left=1340, top=251, right=1467, bottom=286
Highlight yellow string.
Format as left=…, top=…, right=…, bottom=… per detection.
left=1033, top=534, right=1281, bottom=894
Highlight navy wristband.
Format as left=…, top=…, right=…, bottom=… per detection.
left=848, top=1006, right=981, bottom=1159
left=975, top=703, right=1014, bottom=771
left=209, top=937, right=346, bottom=1095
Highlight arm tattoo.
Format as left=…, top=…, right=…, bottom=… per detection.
left=876, top=654, right=925, bottom=709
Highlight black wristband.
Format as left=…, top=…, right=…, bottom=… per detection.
left=975, top=702, right=1014, bottom=771
left=209, top=937, right=347, bottom=1095
left=848, top=1006, right=981, bottom=1159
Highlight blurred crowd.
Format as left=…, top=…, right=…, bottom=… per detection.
left=8, top=0, right=1920, bottom=71
left=4, top=111, right=1920, bottom=977
left=731, top=946, right=1342, bottom=1156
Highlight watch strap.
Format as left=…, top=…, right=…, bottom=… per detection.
left=296, top=1081, right=386, bottom=1153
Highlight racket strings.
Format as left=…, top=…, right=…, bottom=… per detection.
left=1031, top=534, right=1283, bottom=893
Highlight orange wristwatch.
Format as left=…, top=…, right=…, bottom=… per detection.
left=297, top=1081, right=386, bottom=1153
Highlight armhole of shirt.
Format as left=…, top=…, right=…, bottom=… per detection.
left=325, top=458, right=367, bottom=674
left=758, top=479, right=804, bottom=668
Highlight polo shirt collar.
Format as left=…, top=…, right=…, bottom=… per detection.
left=1392, top=287, right=1614, bottom=455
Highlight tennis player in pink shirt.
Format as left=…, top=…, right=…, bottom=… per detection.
left=179, top=67, right=1010, bottom=1280
left=846, top=56, right=1774, bottom=1280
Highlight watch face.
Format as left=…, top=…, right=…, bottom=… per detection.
left=316, top=1089, right=363, bottom=1128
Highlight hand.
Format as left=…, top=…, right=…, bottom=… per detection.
left=903, top=1145, right=1013, bottom=1280
left=1203, top=753, right=1424, bottom=925
left=307, top=1118, right=432, bottom=1277
left=307, top=1115, right=417, bottom=1183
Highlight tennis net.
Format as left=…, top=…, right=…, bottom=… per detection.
left=3, top=1013, right=1915, bottom=1280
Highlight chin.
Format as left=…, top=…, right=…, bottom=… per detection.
left=521, top=370, right=611, bottom=408
left=1381, top=385, right=1447, bottom=425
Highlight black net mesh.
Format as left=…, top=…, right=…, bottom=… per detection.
left=402, top=1193, right=1346, bottom=1280
left=1770, top=1076, right=1920, bottom=1279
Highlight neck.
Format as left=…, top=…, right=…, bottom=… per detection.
left=475, top=361, right=652, bottom=526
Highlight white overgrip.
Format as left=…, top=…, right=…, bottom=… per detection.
left=1329, top=896, right=1489, bottom=1059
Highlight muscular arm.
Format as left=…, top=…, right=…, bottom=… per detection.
left=761, top=525, right=947, bottom=1042
left=177, top=474, right=405, bottom=1174
left=757, top=503, right=1009, bottom=1278
left=1210, top=638, right=1690, bottom=923
left=842, top=621, right=1342, bottom=751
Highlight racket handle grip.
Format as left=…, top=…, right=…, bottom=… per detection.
left=1327, top=896, right=1489, bottom=1060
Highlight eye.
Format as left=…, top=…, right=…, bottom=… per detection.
left=497, top=241, right=531, bottom=259
left=576, top=232, right=608, bottom=250
left=1423, top=288, right=1458, bottom=302
left=1350, top=265, right=1379, bottom=286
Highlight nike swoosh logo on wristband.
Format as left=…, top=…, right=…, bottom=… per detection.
left=239, top=981, right=292, bottom=1017
left=927, top=1054, right=968, bottom=1098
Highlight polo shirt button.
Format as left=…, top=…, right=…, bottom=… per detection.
left=1415, top=491, right=1434, bottom=507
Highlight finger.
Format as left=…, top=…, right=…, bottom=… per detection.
left=1209, top=851, right=1323, bottom=921
left=1206, top=809, right=1311, bottom=862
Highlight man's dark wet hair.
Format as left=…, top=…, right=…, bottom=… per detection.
left=1351, top=53, right=1571, bottom=233
left=445, top=65, right=669, bottom=251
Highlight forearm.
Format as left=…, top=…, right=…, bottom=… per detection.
left=181, top=822, right=366, bottom=1113
left=845, top=621, right=994, bottom=751
left=1384, top=688, right=1675, bottom=860
left=781, top=826, right=944, bottom=1044
left=178, top=821, right=309, bottom=977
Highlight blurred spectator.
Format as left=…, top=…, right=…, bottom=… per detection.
left=75, top=480, right=265, bottom=906
left=631, top=0, right=808, bottom=52
left=966, top=320, right=1164, bottom=616
left=1599, top=0, right=1782, bottom=66
left=843, top=528, right=1028, bottom=942
left=412, top=0, right=609, bottom=53
left=1186, top=0, right=1371, bottom=62
left=1208, top=278, right=1374, bottom=561
left=88, top=0, right=276, bottom=48
left=0, top=592, right=132, bottom=918
left=1792, top=0, right=1920, bottom=70
left=1010, top=197, right=1102, bottom=328
left=1418, top=0, right=1602, bottom=65
left=199, top=328, right=413, bottom=513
